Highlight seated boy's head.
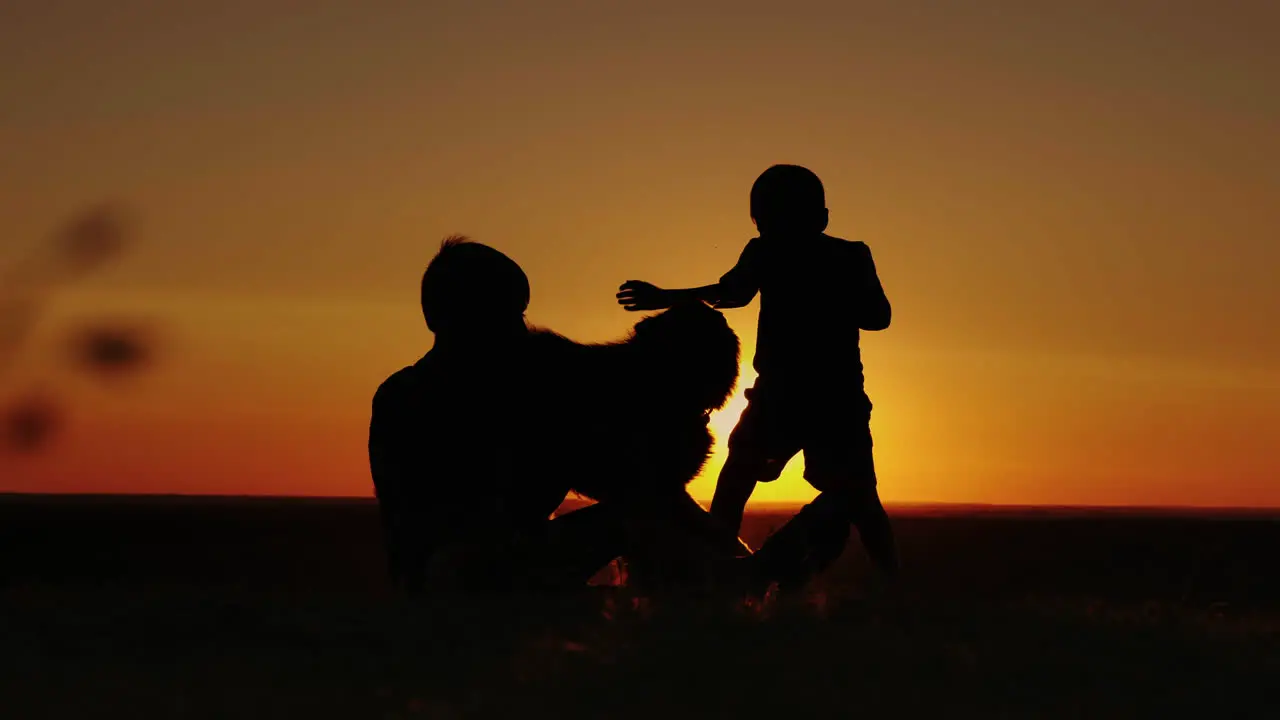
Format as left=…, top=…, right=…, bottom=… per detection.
left=749, top=164, right=829, bottom=236
left=420, top=236, right=530, bottom=342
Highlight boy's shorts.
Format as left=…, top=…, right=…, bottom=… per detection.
left=726, top=383, right=876, bottom=495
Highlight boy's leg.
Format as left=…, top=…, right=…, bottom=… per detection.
left=708, top=387, right=798, bottom=538
left=816, top=485, right=898, bottom=579
left=619, top=491, right=756, bottom=596
left=804, top=420, right=899, bottom=580
left=529, top=502, right=630, bottom=588
left=425, top=504, right=626, bottom=594
left=747, top=493, right=853, bottom=592
left=752, top=485, right=897, bottom=595
left=708, top=451, right=766, bottom=536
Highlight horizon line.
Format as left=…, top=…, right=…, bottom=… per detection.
left=2, top=492, right=1278, bottom=515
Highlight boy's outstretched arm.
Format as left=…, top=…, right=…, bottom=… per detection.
left=617, top=240, right=763, bottom=312
left=616, top=281, right=722, bottom=312
left=855, top=242, right=891, bottom=331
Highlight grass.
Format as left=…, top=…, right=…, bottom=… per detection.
left=2, top=497, right=1278, bottom=718
left=4, top=583, right=1278, bottom=718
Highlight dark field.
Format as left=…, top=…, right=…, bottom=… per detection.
left=2, top=495, right=1278, bottom=718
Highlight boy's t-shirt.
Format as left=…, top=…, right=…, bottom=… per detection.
left=718, top=233, right=889, bottom=409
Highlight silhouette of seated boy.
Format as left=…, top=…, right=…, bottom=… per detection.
left=369, top=238, right=622, bottom=594
left=617, top=164, right=899, bottom=587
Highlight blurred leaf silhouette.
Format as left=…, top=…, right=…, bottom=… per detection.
left=66, top=322, right=157, bottom=380
left=55, top=205, right=130, bottom=276
left=1, top=204, right=159, bottom=459
left=0, top=204, right=132, bottom=375
left=2, top=393, right=62, bottom=454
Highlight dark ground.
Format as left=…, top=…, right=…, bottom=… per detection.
left=2, top=495, right=1278, bottom=718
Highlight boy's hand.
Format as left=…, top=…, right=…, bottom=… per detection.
left=616, top=280, right=668, bottom=312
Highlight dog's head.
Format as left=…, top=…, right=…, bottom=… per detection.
left=630, top=300, right=740, bottom=415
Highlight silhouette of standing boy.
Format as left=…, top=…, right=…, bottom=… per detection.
left=617, top=164, right=898, bottom=585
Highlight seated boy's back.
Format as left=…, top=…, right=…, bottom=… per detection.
left=370, top=342, right=569, bottom=590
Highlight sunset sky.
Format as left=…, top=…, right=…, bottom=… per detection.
left=2, top=0, right=1277, bottom=506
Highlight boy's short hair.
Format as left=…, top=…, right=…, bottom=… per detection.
left=750, top=165, right=826, bottom=227
left=420, top=236, right=530, bottom=336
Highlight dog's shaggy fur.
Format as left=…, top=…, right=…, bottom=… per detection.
left=521, top=300, right=741, bottom=505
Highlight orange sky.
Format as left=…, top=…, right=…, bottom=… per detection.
left=2, top=1, right=1277, bottom=506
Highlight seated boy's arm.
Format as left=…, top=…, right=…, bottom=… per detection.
left=853, top=242, right=891, bottom=331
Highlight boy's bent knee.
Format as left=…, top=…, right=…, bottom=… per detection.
left=812, top=485, right=886, bottom=523
left=721, top=450, right=786, bottom=484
